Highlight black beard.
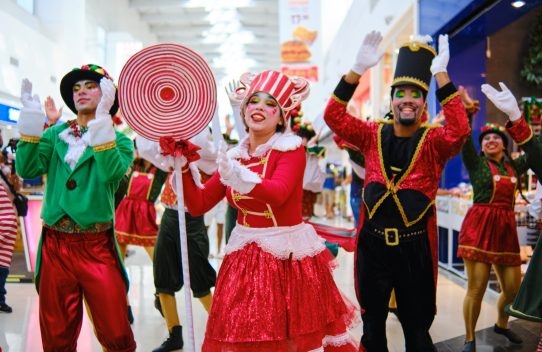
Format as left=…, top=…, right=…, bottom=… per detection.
left=397, top=115, right=417, bottom=126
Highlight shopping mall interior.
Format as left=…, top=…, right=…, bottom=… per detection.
left=1, top=0, right=542, bottom=351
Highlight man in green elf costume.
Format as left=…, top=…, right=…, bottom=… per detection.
left=16, top=64, right=135, bottom=352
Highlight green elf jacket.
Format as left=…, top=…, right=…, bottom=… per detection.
left=16, top=122, right=134, bottom=291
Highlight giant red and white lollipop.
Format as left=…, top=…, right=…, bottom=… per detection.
left=118, top=43, right=217, bottom=141
left=118, top=44, right=217, bottom=352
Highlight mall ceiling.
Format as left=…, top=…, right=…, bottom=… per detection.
left=129, top=0, right=281, bottom=82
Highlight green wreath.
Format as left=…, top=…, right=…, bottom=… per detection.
left=521, top=13, right=542, bottom=88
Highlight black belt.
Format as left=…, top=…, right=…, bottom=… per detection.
left=364, top=221, right=427, bottom=246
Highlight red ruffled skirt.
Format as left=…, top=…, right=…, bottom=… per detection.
left=115, top=198, right=158, bottom=247
left=202, top=242, right=358, bottom=351
left=457, top=203, right=521, bottom=266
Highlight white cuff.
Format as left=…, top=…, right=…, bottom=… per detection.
left=351, top=64, right=367, bottom=76
left=509, top=109, right=522, bottom=122
left=189, top=162, right=204, bottom=189
left=88, top=116, right=116, bottom=147
left=220, top=160, right=262, bottom=194
left=18, top=108, right=44, bottom=137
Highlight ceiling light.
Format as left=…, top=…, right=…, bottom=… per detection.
left=511, top=1, right=526, bottom=8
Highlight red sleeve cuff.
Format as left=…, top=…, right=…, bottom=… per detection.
left=506, top=117, right=533, bottom=146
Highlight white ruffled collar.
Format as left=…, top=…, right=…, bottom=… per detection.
left=227, top=132, right=302, bottom=160
left=58, top=127, right=91, bottom=170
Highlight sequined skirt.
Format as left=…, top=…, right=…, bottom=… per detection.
left=202, top=235, right=359, bottom=351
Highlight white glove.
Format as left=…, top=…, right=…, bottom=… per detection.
left=217, top=142, right=234, bottom=180
left=225, top=80, right=247, bottom=139
left=430, top=34, right=449, bottom=75
left=95, top=77, right=116, bottom=118
left=216, top=141, right=261, bottom=194
left=480, top=82, right=522, bottom=121
left=18, top=79, right=45, bottom=137
left=88, top=78, right=116, bottom=146
left=351, top=30, right=384, bottom=75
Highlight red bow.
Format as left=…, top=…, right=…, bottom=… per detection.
left=159, top=137, right=201, bottom=162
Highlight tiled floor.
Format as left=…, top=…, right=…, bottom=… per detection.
left=1, top=212, right=540, bottom=351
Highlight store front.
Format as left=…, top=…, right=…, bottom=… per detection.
left=420, top=0, right=542, bottom=188
left=420, top=0, right=542, bottom=289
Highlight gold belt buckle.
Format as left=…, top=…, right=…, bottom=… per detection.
left=385, top=228, right=399, bottom=246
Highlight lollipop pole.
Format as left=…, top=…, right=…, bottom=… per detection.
left=174, top=156, right=195, bottom=352
left=211, top=106, right=224, bottom=150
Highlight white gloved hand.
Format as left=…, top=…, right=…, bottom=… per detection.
left=481, top=82, right=522, bottom=121
left=18, top=78, right=45, bottom=137
left=134, top=135, right=184, bottom=172
left=217, top=141, right=234, bottom=180
left=351, top=30, right=384, bottom=75
left=95, top=78, right=116, bottom=118
left=88, top=78, right=116, bottom=146
left=225, top=80, right=247, bottom=139
left=430, top=34, right=449, bottom=75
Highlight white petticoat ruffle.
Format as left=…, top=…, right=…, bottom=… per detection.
left=225, top=222, right=327, bottom=260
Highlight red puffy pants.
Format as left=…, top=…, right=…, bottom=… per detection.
left=38, top=228, right=136, bottom=352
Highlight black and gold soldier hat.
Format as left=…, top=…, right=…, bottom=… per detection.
left=391, top=41, right=437, bottom=92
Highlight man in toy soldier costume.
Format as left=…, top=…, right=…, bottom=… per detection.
left=325, top=32, right=470, bottom=351
left=16, top=65, right=135, bottom=351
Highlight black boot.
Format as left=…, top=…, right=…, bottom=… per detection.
left=0, top=303, right=12, bottom=313
left=494, top=324, right=523, bottom=344
left=152, top=325, right=183, bottom=352
left=154, top=293, right=164, bottom=317
left=127, top=305, right=134, bottom=325
left=462, top=340, right=476, bottom=352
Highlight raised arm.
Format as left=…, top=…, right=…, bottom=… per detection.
left=181, top=170, right=227, bottom=216
left=89, top=79, right=133, bottom=183
left=482, top=82, right=542, bottom=179
left=430, top=35, right=470, bottom=160
left=324, top=31, right=384, bottom=152
left=16, top=79, right=53, bottom=178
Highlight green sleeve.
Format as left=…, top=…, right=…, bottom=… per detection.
left=94, top=133, right=134, bottom=184
left=461, top=134, right=482, bottom=174
left=520, top=134, right=542, bottom=178
left=511, top=154, right=530, bottom=175
left=346, top=149, right=365, bottom=167
left=15, top=128, right=55, bottom=179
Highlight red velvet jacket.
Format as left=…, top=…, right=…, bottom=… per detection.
left=325, top=78, right=470, bottom=228
left=182, top=133, right=306, bottom=228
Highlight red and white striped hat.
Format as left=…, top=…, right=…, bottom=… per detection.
left=236, top=70, right=310, bottom=120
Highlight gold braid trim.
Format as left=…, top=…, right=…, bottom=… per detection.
left=363, top=189, right=392, bottom=219
left=421, top=122, right=442, bottom=129
left=93, top=141, right=116, bottom=153
left=458, top=245, right=522, bottom=256
left=375, top=119, right=393, bottom=125
left=392, top=76, right=429, bottom=92
left=367, top=125, right=433, bottom=226
left=402, top=41, right=437, bottom=56
left=392, top=192, right=435, bottom=227
left=377, top=124, right=391, bottom=185
left=20, top=134, right=41, bottom=144
left=394, top=128, right=430, bottom=188
left=440, top=91, right=459, bottom=106
left=516, top=127, right=534, bottom=146
left=332, top=94, right=349, bottom=106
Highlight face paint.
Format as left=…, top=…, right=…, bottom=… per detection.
left=73, top=80, right=102, bottom=113
left=391, top=85, right=426, bottom=126
left=73, top=81, right=99, bottom=92
left=244, top=92, right=283, bottom=134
